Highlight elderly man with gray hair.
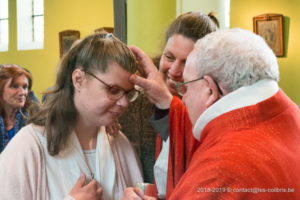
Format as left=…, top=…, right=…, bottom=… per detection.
left=122, top=28, right=300, bottom=200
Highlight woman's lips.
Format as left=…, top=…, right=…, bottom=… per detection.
left=16, top=97, right=25, bottom=102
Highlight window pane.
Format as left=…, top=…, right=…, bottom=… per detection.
left=33, top=0, right=43, bottom=15
left=17, top=0, right=44, bottom=50
left=33, top=16, right=43, bottom=42
left=0, top=0, right=8, bottom=18
left=0, top=20, right=8, bottom=43
left=225, top=0, right=230, bottom=28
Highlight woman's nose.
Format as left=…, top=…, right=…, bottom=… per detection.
left=169, top=61, right=184, bottom=79
left=116, top=94, right=129, bottom=108
left=17, top=87, right=27, bottom=95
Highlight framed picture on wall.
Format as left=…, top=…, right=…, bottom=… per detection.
left=253, top=13, right=284, bottom=57
left=59, top=30, right=80, bottom=58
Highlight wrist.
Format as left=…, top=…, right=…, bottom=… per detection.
left=155, top=94, right=173, bottom=109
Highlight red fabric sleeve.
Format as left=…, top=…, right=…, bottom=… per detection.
left=165, top=96, right=200, bottom=199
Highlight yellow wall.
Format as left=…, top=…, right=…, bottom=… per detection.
left=231, top=0, right=300, bottom=104
left=178, top=0, right=219, bottom=16
left=127, top=0, right=176, bottom=55
left=0, top=0, right=113, bottom=100
left=1, top=0, right=299, bottom=104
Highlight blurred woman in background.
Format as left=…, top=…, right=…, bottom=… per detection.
left=0, top=64, right=32, bottom=153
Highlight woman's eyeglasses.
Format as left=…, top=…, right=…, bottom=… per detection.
left=84, top=70, right=139, bottom=102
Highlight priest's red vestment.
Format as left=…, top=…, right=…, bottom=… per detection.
left=169, top=89, right=300, bottom=199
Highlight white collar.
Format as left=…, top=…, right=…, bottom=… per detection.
left=193, top=79, right=279, bottom=141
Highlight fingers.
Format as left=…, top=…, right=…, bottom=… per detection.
left=87, top=179, right=103, bottom=199
left=112, top=120, right=121, bottom=137
left=87, top=179, right=98, bottom=190
left=143, top=196, right=156, bottom=200
left=131, top=188, right=155, bottom=200
left=130, top=74, right=151, bottom=90
left=69, top=175, right=103, bottom=200
left=105, top=125, right=112, bottom=135
left=96, top=187, right=103, bottom=196
left=122, top=187, right=143, bottom=200
left=133, top=188, right=145, bottom=197
left=130, top=46, right=158, bottom=76
left=75, top=173, right=86, bottom=188
left=68, top=173, right=87, bottom=197
left=117, top=121, right=122, bottom=130
left=130, top=46, right=148, bottom=63
left=105, top=120, right=121, bottom=137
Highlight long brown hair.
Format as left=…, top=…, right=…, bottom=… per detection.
left=28, top=32, right=138, bottom=155
left=0, top=64, right=32, bottom=115
left=153, top=12, right=219, bottom=65
left=165, top=11, right=219, bottom=44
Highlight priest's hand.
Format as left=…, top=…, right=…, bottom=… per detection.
left=68, top=173, right=103, bottom=200
left=121, top=187, right=156, bottom=200
left=129, top=46, right=173, bottom=110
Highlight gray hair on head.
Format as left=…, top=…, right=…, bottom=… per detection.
left=193, top=28, right=279, bottom=92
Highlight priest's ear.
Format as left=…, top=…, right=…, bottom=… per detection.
left=203, top=75, right=222, bottom=107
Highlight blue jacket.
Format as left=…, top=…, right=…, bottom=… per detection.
left=0, top=111, right=27, bottom=152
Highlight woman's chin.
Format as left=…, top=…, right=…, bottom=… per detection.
left=12, top=103, right=25, bottom=110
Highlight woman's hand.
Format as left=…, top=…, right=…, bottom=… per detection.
left=121, top=187, right=156, bottom=200
left=105, top=120, right=121, bottom=137
left=68, top=174, right=103, bottom=200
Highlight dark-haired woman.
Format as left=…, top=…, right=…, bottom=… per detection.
left=122, top=11, right=220, bottom=199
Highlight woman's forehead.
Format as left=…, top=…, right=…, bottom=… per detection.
left=6, top=74, right=29, bottom=85
left=93, top=63, right=133, bottom=90
left=165, top=34, right=194, bottom=56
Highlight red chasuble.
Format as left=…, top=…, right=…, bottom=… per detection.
left=155, top=96, right=200, bottom=199
left=169, top=90, right=300, bottom=200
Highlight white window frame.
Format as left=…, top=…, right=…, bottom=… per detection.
left=0, top=0, right=9, bottom=52
left=176, top=0, right=230, bottom=29
left=224, top=0, right=230, bottom=28
left=17, top=0, right=44, bottom=50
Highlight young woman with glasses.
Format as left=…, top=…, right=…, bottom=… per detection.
left=0, top=33, right=143, bottom=200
